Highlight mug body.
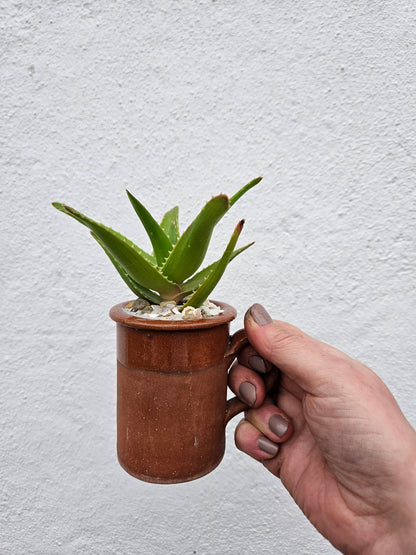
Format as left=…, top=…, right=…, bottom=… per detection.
left=110, top=301, right=237, bottom=484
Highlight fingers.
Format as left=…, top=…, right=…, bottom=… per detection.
left=230, top=309, right=306, bottom=465
left=235, top=385, right=304, bottom=467
left=244, top=303, right=356, bottom=396
left=229, top=340, right=277, bottom=407
left=235, top=397, right=293, bottom=461
left=228, top=361, right=267, bottom=407
left=235, top=419, right=280, bottom=460
left=229, top=365, right=280, bottom=411
left=237, top=343, right=273, bottom=374
left=245, top=397, right=292, bottom=442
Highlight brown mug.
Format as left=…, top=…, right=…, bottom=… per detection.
left=109, top=300, right=249, bottom=484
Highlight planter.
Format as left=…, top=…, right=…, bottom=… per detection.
left=109, top=300, right=248, bottom=484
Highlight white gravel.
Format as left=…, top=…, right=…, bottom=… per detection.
left=123, top=298, right=223, bottom=320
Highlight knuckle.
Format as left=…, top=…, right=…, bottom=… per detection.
left=263, top=325, right=304, bottom=360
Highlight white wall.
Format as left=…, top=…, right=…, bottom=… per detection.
left=2, top=2, right=415, bottom=554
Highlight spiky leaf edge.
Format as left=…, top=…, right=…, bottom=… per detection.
left=160, top=206, right=179, bottom=245
left=52, top=203, right=180, bottom=299
left=90, top=233, right=162, bottom=304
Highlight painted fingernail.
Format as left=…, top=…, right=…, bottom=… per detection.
left=248, top=355, right=267, bottom=373
left=239, top=382, right=257, bottom=406
left=258, top=436, right=279, bottom=456
left=269, top=414, right=289, bottom=438
left=245, top=303, right=273, bottom=326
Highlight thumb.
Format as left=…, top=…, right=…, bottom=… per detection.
left=244, top=304, right=352, bottom=396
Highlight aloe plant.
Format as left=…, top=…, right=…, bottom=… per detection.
left=52, top=177, right=262, bottom=310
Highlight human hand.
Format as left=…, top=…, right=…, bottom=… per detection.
left=229, top=304, right=416, bottom=554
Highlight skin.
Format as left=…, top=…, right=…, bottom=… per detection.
left=229, top=304, right=416, bottom=554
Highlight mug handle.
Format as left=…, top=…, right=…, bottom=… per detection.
left=224, top=329, right=250, bottom=425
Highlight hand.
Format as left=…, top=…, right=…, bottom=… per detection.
left=229, top=304, right=416, bottom=554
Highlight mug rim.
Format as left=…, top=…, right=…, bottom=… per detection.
left=109, top=300, right=237, bottom=330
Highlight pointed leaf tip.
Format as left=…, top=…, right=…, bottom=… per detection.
left=126, top=189, right=173, bottom=266
left=229, top=177, right=262, bottom=208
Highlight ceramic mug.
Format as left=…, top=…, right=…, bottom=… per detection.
left=110, top=301, right=249, bottom=484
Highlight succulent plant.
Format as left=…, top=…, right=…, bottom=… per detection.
left=52, top=177, right=262, bottom=310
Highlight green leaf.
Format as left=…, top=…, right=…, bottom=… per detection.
left=90, top=233, right=162, bottom=304
left=126, top=190, right=173, bottom=266
left=160, top=206, right=179, bottom=245
left=181, top=220, right=245, bottom=309
left=180, top=242, right=254, bottom=298
left=161, top=178, right=261, bottom=283
left=52, top=202, right=180, bottom=299
left=161, top=194, right=230, bottom=283
left=229, top=176, right=262, bottom=207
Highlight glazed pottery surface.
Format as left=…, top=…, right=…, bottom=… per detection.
left=109, top=301, right=247, bottom=484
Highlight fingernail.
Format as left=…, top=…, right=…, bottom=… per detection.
left=239, top=382, right=257, bottom=406
left=245, top=303, right=273, bottom=326
left=258, top=436, right=279, bottom=456
left=269, top=414, right=289, bottom=438
left=248, top=355, right=267, bottom=374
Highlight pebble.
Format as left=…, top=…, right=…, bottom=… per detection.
left=125, top=298, right=150, bottom=312
left=123, top=298, right=223, bottom=320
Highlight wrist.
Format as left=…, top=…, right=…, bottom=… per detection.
left=388, top=494, right=416, bottom=553
left=368, top=525, right=416, bottom=555
left=356, top=430, right=416, bottom=555
left=371, top=437, right=416, bottom=554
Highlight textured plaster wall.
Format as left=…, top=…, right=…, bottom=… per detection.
left=1, top=2, right=415, bottom=554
